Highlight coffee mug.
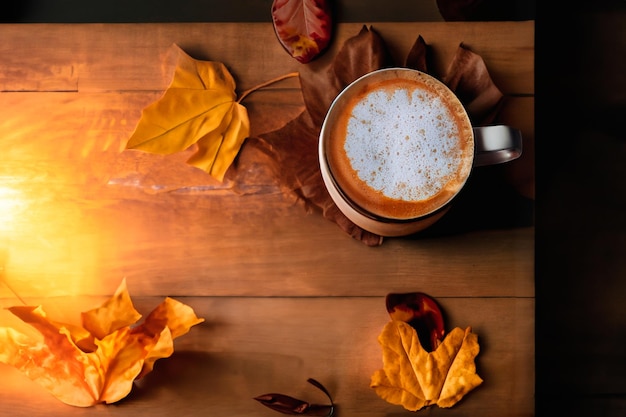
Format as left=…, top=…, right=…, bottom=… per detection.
left=318, top=68, right=522, bottom=237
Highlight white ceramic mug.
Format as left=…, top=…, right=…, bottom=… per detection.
left=319, top=68, right=522, bottom=237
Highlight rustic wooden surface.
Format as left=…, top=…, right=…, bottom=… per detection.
left=0, top=22, right=534, bottom=416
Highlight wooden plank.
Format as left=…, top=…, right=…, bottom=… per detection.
left=0, top=91, right=533, bottom=298
left=1, top=193, right=534, bottom=298
left=0, top=182, right=534, bottom=298
left=0, top=21, right=535, bottom=417
left=0, top=296, right=534, bottom=417
left=0, top=22, right=534, bottom=94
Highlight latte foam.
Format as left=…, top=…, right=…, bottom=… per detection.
left=325, top=70, right=473, bottom=220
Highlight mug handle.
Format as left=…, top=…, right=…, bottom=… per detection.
left=473, top=125, right=523, bottom=167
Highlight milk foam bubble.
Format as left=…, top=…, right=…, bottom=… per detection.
left=344, top=86, right=462, bottom=202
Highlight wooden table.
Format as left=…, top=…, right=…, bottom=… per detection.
left=0, top=22, right=534, bottom=416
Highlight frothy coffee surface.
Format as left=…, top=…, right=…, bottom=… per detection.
left=326, top=72, right=473, bottom=220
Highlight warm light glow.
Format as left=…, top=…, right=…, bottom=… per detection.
left=0, top=185, right=25, bottom=234
left=0, top=176, right=102, bottom=298
left=0, top=92, right=211, bottom=300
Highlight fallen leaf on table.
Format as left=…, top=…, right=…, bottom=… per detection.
left=254, top=378, right=334, bottom=416
left=404, top=34, right=429, bottom=72
left=231, top=27, right=503, bottom=245
left=300, top=25, right=392, bottom=128
left=272, top=0, right=333, bottom=63
left=122, top=27, right=504, bottom=245
left=123, top=28, right=504, bottom=245
left=0, top=279, right=204, bottom=407
left=127, top=25, right=502, bottom=246
left=386, top=292, right=445, bottom=352
left=442, top=43, right=504, bottom=124
left=370, top=321, right=482, bottom=411
left=126, top=44, right=250, bottom=182
left=403, top=34, right=503, bottom=126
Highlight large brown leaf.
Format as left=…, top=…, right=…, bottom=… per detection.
left=300, top=25, right=392, bottom=128
left=228, top=27, right=504, bottom=246
left=228, top=26, right=388, bottom=246
left=404, top=35, right=429, bottom=73
left=404, top=35, right=503, bottom=124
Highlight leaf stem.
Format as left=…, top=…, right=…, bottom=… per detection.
left=237, top=72, right=299, bottom=104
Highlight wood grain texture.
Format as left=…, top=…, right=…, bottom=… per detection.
left=0, top=296, right=534, bottom=416
left=0, top=22, right=534, bottom=416
left=0, top=22, right=534, bottom=93
left=0, top=90, right=533, bottom=299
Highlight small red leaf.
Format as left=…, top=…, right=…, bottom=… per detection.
left=254, top=378, right=334, bottom=416
left=386, top=292, right=445, bottom=352
left=254, top=393, right=312, bottom=414
left=272, top=0, right=332, bottom=63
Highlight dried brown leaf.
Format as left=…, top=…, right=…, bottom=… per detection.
left=300, top=25, right=391, bottom=128
left=229, top=26, right=389, bottom=246
left=228, top=29, right=506, bottom=245
left=404, top=35, right=429, bottom=72
left=442, top=43, right=504, bottom=124
left=254, top=378, right=334, bottom=416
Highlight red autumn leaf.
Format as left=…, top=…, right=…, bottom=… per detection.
left=386, top=292, right=445, bottom=352
left=272, top=0, right=333, bottom=63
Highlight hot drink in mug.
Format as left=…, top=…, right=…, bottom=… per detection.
left=319, top=68, right=522, bottom=236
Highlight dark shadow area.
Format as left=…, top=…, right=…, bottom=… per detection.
left=436, top=0, right=535, bottom=21
left=1, top=0, right=534, bottom=23
left=1, top=0, right=275, bottom=23
left=0, top=1, right=30, bottom=22
left=535, top=1, right=626, bottom=416
left=125, top=350, right=308, bottom=413
left=405, top=164, right=534, bottom=239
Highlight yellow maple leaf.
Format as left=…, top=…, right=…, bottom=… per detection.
left=126, top=44, right=250, bottom=182
left=370, top=321, right=482, bottom=411
left=0, top=279, right=204, bottom=407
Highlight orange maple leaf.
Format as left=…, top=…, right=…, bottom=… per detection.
left=126, top=44, right=249, bottom=182
left=0, top=279, right=204, bottom=407
left=370, top=321, right=482, bottom=411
